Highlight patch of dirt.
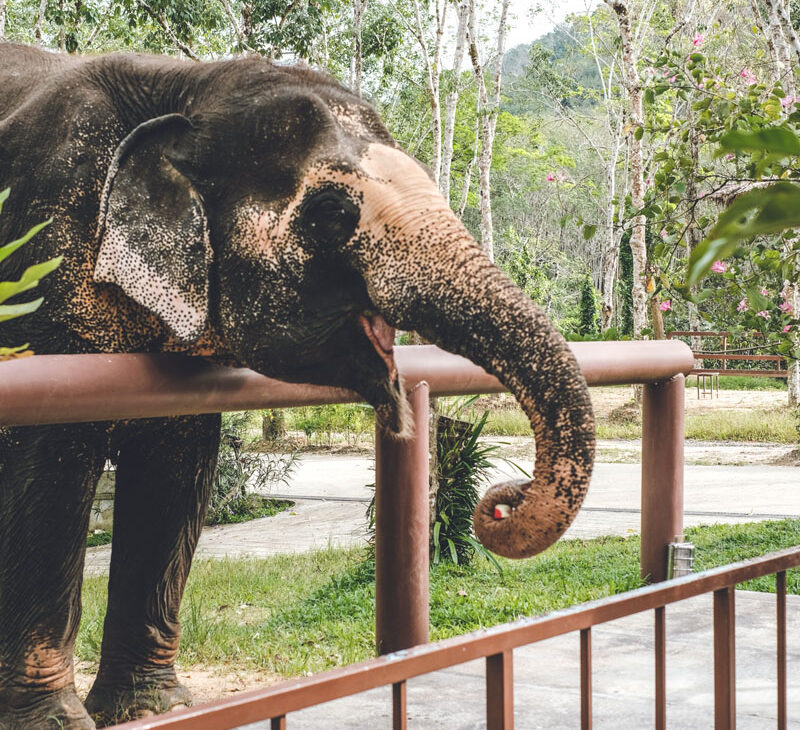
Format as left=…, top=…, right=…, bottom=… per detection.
left=770, top=448, right=800, bottom=467
left=588, top=385, right=787, bottom=419
left=74, top=662, right=280, bottom=707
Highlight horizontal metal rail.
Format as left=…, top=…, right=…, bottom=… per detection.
left=113, top=545, right=800, bottom=730
left=0, top=341, right=694, bottom=426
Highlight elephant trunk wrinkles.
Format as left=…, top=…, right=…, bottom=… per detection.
left=359, top=201, right=596, bottom=560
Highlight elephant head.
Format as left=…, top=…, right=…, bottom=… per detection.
left=92, top=57, right=595, bottom=559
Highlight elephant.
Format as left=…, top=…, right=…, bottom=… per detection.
left=0, top=41, right=595, bottom=729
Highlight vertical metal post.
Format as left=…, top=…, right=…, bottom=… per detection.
left=714, top=586, right=736, bottom=730
left=392, top=681, right=408, bottom=730
left=642, top=375, right=685, bottom=582
left=580, top=628, right=592, bottom=730
left=375, top=381, right=430, bottom=655
left=271, top=716, right=286, bottom=730
left=654, top=606, right=666, bottom=730
left=486, top=649, right=514, bottom=730
left=777, top=572, right=786, bottom=730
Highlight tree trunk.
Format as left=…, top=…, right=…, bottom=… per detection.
left=409, top=0, right=446, bottom=186
left=600, top=136, right=620, bottom=329
left=608, top=0, right=648, bottom=337
left=467, top=0, right=510, bottom=262
left=351, top=0, right=367, bottom=97
left=439, top=0, right=468, bottom=203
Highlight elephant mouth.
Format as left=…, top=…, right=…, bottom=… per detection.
left=358, top=312, right=397, bottom=381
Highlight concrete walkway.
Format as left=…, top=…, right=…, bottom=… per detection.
left=240, top=590, right=800, bottom=729
left=84, top=447, right=800, bottom=574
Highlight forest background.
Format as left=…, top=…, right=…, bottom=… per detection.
left=2, top=0, right=799, bottom=403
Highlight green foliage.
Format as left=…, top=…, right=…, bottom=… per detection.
left=0, top=188, right=60, bottom=358
left=644, top=40, right=799, bottom=359
left=86, top=530, right=113, bottom=547
left=207, top=412, right=297, bottom=525
left=618, top=232, right=634, bottom=336
left=578, top=273, right=599, bottom=336
left=431, top=398, right=503, bottom=567
left=284, top=403, right=374, bottom=448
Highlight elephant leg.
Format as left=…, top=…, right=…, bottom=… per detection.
left=0, top=423, right=107, bottom=730
left=85, top=414, right=220, bottom=727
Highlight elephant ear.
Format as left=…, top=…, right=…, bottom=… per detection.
left=94, top=113, right=212, bottom=343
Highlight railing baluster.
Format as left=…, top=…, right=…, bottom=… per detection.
left=714, top=586, right=736, bottom=730
left=486, top=649, right=514, bottom=730
left=580, top=628, right=592, bottom=730
left=777, top=571, right=786, bottom=730
left=270, top=716, right=286, bottom=730
left=655, top=606, right=666, bottom=730
left=393, top=681, right=407, bottom=730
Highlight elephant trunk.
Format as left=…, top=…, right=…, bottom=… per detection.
left=357, top=189, right=595, bottom=560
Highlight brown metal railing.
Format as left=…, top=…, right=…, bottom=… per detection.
left=109, top=546, right=800, bottom=730
left=0, top=341, right=697, bottom=725
left=666, top=331, right=788, bottom=377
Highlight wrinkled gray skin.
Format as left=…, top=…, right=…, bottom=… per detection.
left=0, top=43, right=595, bottom=728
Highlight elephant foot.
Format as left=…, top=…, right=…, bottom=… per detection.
left=0, top=687, right=96, bottom=730
left=85, top=680, right=191, bottom=728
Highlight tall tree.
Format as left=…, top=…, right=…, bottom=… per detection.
left=607, top=0, right=648, bottom=336
left=467, top=0, right=511, bottom=260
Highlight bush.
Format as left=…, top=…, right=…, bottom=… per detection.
left=207, top=412, right=297, bottom=525
left=431, top=397, right=521, bottom=567
left=285, top=403, right=375, bottom=447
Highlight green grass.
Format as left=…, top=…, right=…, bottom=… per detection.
left=77, top=519, right=800, bottom=677
left=483, top=404, right=797, bottom=443
left=206, top=497, right=293, bottom=526
left=686, top=375, right=786, bottom=391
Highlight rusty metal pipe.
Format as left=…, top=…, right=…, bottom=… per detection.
left=375, top=381, right=430, bottom=655
left=0, top=341, right=694, bottom=427
left=642, top=375, right=685, bottom=582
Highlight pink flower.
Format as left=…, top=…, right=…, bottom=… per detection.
left=546, top=173, right=555, bottom=182
left=659, top=229, right=667, bottom=239
left=781, top=95, right=796, bottom=108
left=756, top=310, right=771, bottom=319
left=646, top=178, right=653, bottom=187
left=779, top=301, right=793, bottom=313
left=710, top=260, right=727, bottom=273
left=761, top=287, right=769, bottom=296
left=698, top=191, right=706, bottom=198
left=737, top=298, right=748, bottom=312
left=740, top=69, right=757, bottom=85
left=668, top=76, right=677, bottom=83
left=784, top=325, right=793, bottom=333
left=726, top=153, right=735, bottom=161
left=659, top=300, right=671, bottom=312
left=692, top=33, right=704, bottom=47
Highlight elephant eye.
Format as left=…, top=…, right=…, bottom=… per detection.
left=299, top=189, right=360, bottom=246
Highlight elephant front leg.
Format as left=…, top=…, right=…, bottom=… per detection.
left=85, top=415, right=220, bottom=727
left=0, top=423, right=107, bottom=730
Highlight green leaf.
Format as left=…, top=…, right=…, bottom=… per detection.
left=0, top=298, right=44, bottom=322
left=634, top=126, right=644, bottom=140
left=719, top=126, right=800, bottom=156
left=0, top=219, right=52, bottom=263
left=582, top=224, right=597, bottom=240
left=0, top=343, right=31, bottom=357
left=687, top=183, right=800, bottom=285
left=0, top=188, right=9, bottom=215
left=0, top=256, right=62, bottom=304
